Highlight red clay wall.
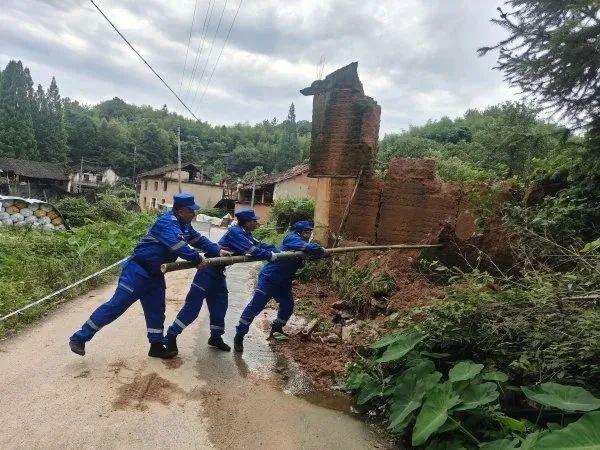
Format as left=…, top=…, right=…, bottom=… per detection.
left=329, top=158, right=471, bottom=245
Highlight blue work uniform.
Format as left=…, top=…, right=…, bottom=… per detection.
left=167, top=224, right=276, bottom=337
left=71, top=210, right=219, bottom=344
left=235, top=231, right=325, bottom=336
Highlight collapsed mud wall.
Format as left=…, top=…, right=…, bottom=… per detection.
left=329, top=158, right=472, bottom=244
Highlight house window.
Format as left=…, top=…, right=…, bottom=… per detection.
left=83, top=174, right=90, bottom=182
left=144, top=180, right=148, bottom=190
left=163, top=180, right=168, bottom=191
left=96, top=174, right=103, bottom=183
left=151, top=198, right=156, bottom=208
left=154, top=181, right=159, bottom=191
left=161, top=199, right=165, bottom=204
left=143, top=197, right=147, bottom=207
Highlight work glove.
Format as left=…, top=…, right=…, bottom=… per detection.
left=219, top=249, right=232, bottom=257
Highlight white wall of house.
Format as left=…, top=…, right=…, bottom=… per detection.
left=70, top=168, right=119, bottom=191
left=273, top=172, right=317, bottom=201
left=139, top=176, right=223, bottom=211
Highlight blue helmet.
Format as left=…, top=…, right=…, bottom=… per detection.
left=173, top=193, right=201, bottom=210
left=235, top=208, right=260, bottom=222
left=292, top=220, right=314, bottom=233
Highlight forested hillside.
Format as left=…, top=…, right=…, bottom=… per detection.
left=0, top=60, right=310, bottom=181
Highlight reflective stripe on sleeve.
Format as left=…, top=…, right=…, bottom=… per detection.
left=210, top=325, right=224, bottom=331
left=170, top=241, right=186, bottom=251
left=255, top=288, right=266, bottom=295
left=188, top=235, right=201, bottom=245
left=174, top=319, right=187, bottom=330
left=147, top=328, right=163, bottom=334
left=191, top=283, right=205, bottom=291
left=239, top=317, right=251, bottom=325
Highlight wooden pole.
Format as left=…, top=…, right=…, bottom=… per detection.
left=161, top=243, right=441, bottom=273
left=177, top=126, right=182, bottom=193
left=333, top=165, right=364, bottom=247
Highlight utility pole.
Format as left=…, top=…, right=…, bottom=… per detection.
left=79, top=156, right=84, bottom=194
left=250, top=167, right=257, bottom=208
left=133, top=145, right=138, bottom=202
left=177, top=125, right=182, bottom=193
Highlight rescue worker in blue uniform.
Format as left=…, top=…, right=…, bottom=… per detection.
left=233, top=220, right=326, bottom=353
left=165, top=209, right=276, bottom=353
left=69, top=193, right=228, bottom=359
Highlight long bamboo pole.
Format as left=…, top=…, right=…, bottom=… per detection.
left=160, top=244, right=441, bottom=273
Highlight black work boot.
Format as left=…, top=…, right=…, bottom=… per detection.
left=234, top=334, right=244, bottom=353
left=165, top=334, right=178, bottom=356
left=208, top=336, right=231, bottom=352
left=69, top=339, right=85, bottom=356
left=148, top=342, right=177, bottom=359
left=270, top=324, right=289, bottom=339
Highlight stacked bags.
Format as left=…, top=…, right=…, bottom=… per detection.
left=0, top=198, right=66, bottom=231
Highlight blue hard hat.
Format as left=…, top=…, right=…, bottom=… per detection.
left=292, top=220, right=314, bottom=232
left=235, top=208, right=260, bottom=222
left=173, top=193, right=201, bottom=210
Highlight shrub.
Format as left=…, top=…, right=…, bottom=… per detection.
left=200, top=207, right=228, bottom=218
left=270, top=197, right=314, bottom=229
left=253, top=225, right=285, bottom=247
left=55, top=196, right=99, bottom=227
left=95, top=194, right=128, bottom=223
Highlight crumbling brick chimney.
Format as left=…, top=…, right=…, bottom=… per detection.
left=301, top=62, right=381, bottom=177
left=301, top=62, right=381, bottom=243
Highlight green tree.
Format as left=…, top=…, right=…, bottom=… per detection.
left=44, top=77, right=67, bottom=162
left=32, top=84, right=50, bottom=160
left=0, top=60, right=37, bottom=159
left=479, top=1, right=600, bottom=129
left=276, top=102, right=301, bottom=171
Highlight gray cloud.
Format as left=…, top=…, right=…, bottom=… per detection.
left=0, top=0, right=516, bottom=133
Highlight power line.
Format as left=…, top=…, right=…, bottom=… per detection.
left=183, top=0, right=215, bottom=103
left=197, top=0, right=243, bottom=109
left=188, top=0, right=229, bottom=112
left=177, top=0, right=200, bottom=113
left=88, top=0, right=201, bottom=121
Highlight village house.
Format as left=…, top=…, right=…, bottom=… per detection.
left=235, top=163, right=317, bottom=223
left=70, top=164, right=119, bottom=193
left=0, top=157, right=72, bottom=199
left=138, top=162, right=228, bottom=211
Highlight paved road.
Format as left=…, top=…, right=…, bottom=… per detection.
left=0, top=228, right=387, bottom=449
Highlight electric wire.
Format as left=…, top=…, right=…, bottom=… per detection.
left=188, top=0, right=229, bottom=112
left=196, top=0, right=243, bottom=109
left=183, top=0, right=215, bottom=103
left=177, top=0, right=200, bottom=113
left=88, top=0, right=201, bottom=121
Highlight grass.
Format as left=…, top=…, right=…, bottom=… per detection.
left=0, top=212, right=155, bottom=337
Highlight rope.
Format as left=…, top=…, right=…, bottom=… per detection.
left=0, top=257, right=128, bottom=323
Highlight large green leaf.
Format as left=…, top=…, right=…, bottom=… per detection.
left=536, top=411, right=600, bottom=449
left=377, top=333, right=426, bottom=363
left=478, top=439, right=518, bottom=450
left=522, top=382, right=600, bottom=412
left=412, top=382, right=461, bottom=446
left=370, top=332, right=404, bottom=349
left=481, top=371, right=509, bottom=383
left=498, top=415, right=526, bottom=432
left=389, top=372, right=442, bottom=430
left=356, top=378, right=382, bottom=405
left=519, top=432, right=541, bottom=450
left=448, top=361, right=484, bottom=382
left=455, top=382, right=499, bottom=411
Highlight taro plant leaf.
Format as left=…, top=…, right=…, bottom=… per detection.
left=370, top=332, right=404, bottom=349
left=377, top=333, right=426, bottom=363
left=455, top=382, right=499, bottom=411
left=498, top=415, right=526, bottom=432
left=448, top=361, right=485, bottom=382
left=421, top=351, right=451, bottom=359
left=521, top=382, right=600, bottom=412
left=536, top=411, right=600, bottom=449
left=478, top=438, right=519, bottom=450
left=412, top=382, right=461, bottom=446
left=518, top=431, right=541, bottom=450
left=344, top=371, right=371, bottom=391
left=426, top=439, right=468, bottom=450
left=481, top=371, right=509, bottom=383
left=389, top=372, right=442, bottom=429
left=356, top=378, right=382, bottom=405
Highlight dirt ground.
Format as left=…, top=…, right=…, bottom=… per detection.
left=0, top=228, right=390, bottom=450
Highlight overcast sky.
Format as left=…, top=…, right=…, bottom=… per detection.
left=0, top=0, right=517, bottom=134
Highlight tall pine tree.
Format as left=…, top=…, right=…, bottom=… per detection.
left=33, top=84, right=50, bottom=160
left=0, top=60, right=37, bottom=159
left=276, top=102, right=301, bottom=171
left=44, top=77, right=67, bottom=162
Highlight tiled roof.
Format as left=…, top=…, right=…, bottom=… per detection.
left=0, top=157, right=70, bottom=181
